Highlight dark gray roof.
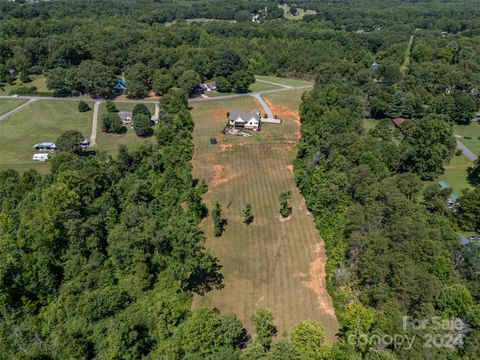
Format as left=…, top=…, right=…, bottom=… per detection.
left=118, top=111, right=132, bottom=122
left=229, top=109, right=260, bottom=123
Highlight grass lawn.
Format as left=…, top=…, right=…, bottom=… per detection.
left=191, top=90, right=338, bottom=341
left=204, top=80, right=283, bottom=98
left=278, top=4, right=317, bottom=20
left=363, top=118, right=381, bottom=131
left=0, top=99, right=93, bottom=173
left=454, top=122, right=480, bottom=157
left=94, top=102, right=156, bottom=156
left=438, top=154, right=474, bottom=194
left=0, top=99, right=27, bottom=115
left=255, top=75, right=313, bottom=88
left=0, top=75, right=51, bottom=95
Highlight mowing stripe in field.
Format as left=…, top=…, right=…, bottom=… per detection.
left=191, top=92, right=339, bottom=341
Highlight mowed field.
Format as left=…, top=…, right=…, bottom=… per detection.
left=94, top=102, right=156, bottom=155
left=0, top=99, right=92, bottom=173
left=255, top=75, right=313, bottom=88
left=0, top=99, right=27, bottom=115
left=454, top=122, right=480, bottom=156
left=191, top=90, right=339, bottom=340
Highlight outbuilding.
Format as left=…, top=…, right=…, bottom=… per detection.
left=32, top=153, right=49, bottom=161
left=33, top=142, right=56, bottom=151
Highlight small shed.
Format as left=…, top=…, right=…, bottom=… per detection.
left=439, top=181, right=458, bottom=209
left=392, top=117, right=406, bottom=127
left=33, top=142, right=56, bottom=151
left=114, top=80, right=127, bottom=91
left=33, top=153, right=49, bottom=161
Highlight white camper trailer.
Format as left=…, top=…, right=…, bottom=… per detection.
left=32, top=153, right=49, bottom=161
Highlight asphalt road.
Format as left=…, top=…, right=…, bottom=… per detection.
left=456, top=139, right=478, bottom=161
left=252, top=93, right=273, bottom=119
left=0, top=84, right=314, bottom=105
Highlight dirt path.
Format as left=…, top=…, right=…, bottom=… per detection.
left=400, top=29, right=419, bottom=76
left=256, top=79, right=294, bottom=89
left=0, top=99, right=37, bottom=122
left=90, top=101, right=101, bottom=146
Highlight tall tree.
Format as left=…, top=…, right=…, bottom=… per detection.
left=251, top=308, right=277, bottom=351
left=400, top=115, right=455, bottom=180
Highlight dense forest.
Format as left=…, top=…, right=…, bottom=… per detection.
left=1, top=0, right=480, bottom=358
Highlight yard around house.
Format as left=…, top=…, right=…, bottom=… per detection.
left=278, top=4, right=317, bottom=20
left=454, top=121, right=480, bottom=157
left=191, top=90, right=338, bottom=340
left=94, top=102, right=157, bottom=155
left=438, top=154, right=474, bottom=194
left=0, top=99, right=93, bottom=173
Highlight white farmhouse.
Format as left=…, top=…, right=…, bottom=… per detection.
left=228, top=109, right=261, bottom=131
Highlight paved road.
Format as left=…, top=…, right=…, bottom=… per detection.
left=456, top=139, right=478, bottom=161
left=90, top=101, right=101, bottom=146
left=0, top=85, right=314, bottom=106
left=256, top=79, right=294, bottom=89
left=153, top=103, right=160, bottom=121
left=252, top=93, right=273, bottom=119
left=0, top=99, right=37, bottom=121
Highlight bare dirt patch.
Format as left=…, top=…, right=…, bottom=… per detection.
left=211, top=164, right=239, bottom=187
left=277, top=214, right=292, bottom=222
left=265, top=99, right=301, bottom=139
left=300, top=243, right=336, bottom=318
left=210, top=108, right=230, bottom=123
left=219, top=143, right=232, bottom=152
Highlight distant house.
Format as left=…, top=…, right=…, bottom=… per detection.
left=198, top=82, right=217, bottom=92
left=114, top=80, right=127, bottom=91
left=33, top=142, right=56, bottom=151
left=392, top=117, right=406, bottom=127
left=118, top=111, right=133, bottom=126
left=439, top=181, right=458, bottom=209
left=228, top=109, right=260, bottom=130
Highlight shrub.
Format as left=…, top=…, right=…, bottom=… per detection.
left=132, top=103, right=152, bottom=118
left=8, top=86, right=37, bottom=95
left=105, top=100, right=118, bottom=113
left=101, top=112, right=124, bottom=133
left=78, top=100, right=90, bottom=112
left=279, top=191, right=292, bottom=218
left=133, top=114, right=153, bottom=137
left=56, top=130, right=85, bottom=154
